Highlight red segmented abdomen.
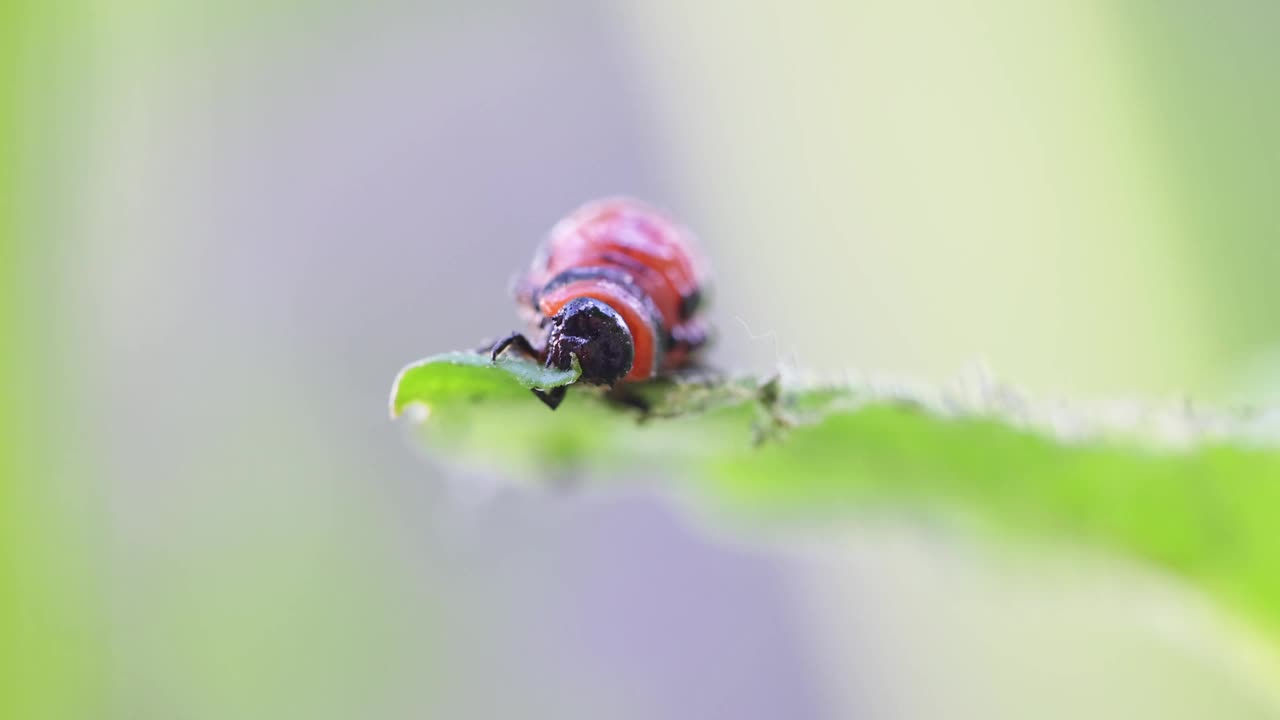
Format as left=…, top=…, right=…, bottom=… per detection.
left=533, top=197, right=704, bottom=331
left=521, top=197, right=708, bottom=381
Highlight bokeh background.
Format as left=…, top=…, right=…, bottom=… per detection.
left=5, top=1, right=1280, bottom=718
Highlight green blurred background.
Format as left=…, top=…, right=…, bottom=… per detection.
left=4, top=1, right=1280, bottom=718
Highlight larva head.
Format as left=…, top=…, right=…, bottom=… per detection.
left=544, top=297, right=634, bottom=385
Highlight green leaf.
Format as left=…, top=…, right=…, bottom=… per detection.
left=389, top=354, right=1280, bottom=646
left=389, top=351, right=581, bottom=418
left=390, top=352, right=775, bottom=472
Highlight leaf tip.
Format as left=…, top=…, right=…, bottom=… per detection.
left=388, top=358, right=425, bottom=419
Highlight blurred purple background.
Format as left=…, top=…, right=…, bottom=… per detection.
left=34, top=0, right=1280, bottom=717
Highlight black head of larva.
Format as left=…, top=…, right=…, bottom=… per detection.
left=544, top=297, right=634, bottom=385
